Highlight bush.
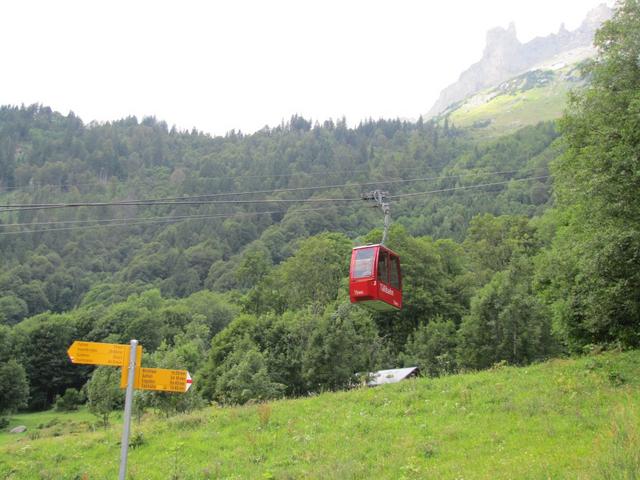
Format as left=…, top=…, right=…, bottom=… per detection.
left=401, top=318, right=457, bottom=377
left=55, top=388, right=84, bottom=411
left=86, top=367, right=124, bottom=428
left=215, top=338, right=284, bottom=405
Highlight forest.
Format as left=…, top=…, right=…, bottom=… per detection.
left=0, top=1, right=638, bottom=423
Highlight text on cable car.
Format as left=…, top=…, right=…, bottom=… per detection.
left=380, top=284, right=394, bottom=295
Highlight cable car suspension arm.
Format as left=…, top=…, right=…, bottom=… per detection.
left=362, top=190, right=391, bottom=246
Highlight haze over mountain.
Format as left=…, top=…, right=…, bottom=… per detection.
left=427, top=4, right=612, bottom=118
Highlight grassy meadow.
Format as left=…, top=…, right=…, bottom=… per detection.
left=1, top=350, right=638, bottom=479
left=450, top=83, right=571, bottom=135
left=447, top=67, right=583, bottom=137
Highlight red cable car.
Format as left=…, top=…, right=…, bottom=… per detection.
left=349, top=244, right=402, bottom=311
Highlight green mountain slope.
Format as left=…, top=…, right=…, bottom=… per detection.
left=0, top=106, right=557, bottom=328
left=443, top=61, right=588, bottom=137
left=1, top=350, right=638, bottom=479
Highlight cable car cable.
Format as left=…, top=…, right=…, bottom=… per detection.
left=0, top=169, right=537, bottom=212
left=0, top=175, right=548, bottom=234
left=0, top=196, right=361, bottom=213
left=0, top=174, right=549, bottom=215
left=0, top=206, right=336, bottom=236
left=1, top=168, right=529, bottom=206
left=0, top=163, right=515, bottom=193
left=389, top=175, right=550, bottom=199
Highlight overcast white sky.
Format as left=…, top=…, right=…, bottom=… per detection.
left=0, top=0, right=612, bottom=136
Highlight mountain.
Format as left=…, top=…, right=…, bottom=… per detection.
left=427, top=4, right=612, bottom=119
left=442, top=54, right=590, bottom=136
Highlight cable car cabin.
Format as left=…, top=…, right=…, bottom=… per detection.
left=349, top=245, right=402, bottom=311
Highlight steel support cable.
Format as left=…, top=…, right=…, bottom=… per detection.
left=0, top=169, right=534, bottom=212
left=0, top=168, right=373, bottom=192
left=388, top=175, right=550, bottom=199
left=0, top=169, right=372, bottom=193
left=0, top=206, right=338, bottom=236
left=0, top=162, right=509, bottom=193
left=123, top=168, right=529, bottom=201
left=0, top=212, right=255, bottom=229
left=0, top=196, right=360, bottom=213
left=0, top=175, right=549, bottom=233
left=0, top=200, right=345, bottom=228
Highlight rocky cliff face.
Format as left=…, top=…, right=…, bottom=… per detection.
left=427, top=4, right=612, bottom=118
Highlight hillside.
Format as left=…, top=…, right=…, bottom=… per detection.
left=1, top=350, right=638, bottom=479
left=0, top=106, right=556, bottom=329
left=443, top=56, right=590, bottom=136
left=427, top=4, right=611, bottom=118
left=0, top=104, right=563, bottom=415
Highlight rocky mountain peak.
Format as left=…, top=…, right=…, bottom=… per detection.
left=484, top=22, right=520, bottom=56
left=582, top=3, right=612, bottom=29
left=427, top=4, right=613, bottom=118
left=558, top=23, right=569, bottom=36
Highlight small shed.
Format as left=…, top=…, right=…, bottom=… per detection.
left=366, top=366, right=419, bottom=387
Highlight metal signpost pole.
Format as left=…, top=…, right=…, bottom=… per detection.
left=119, top=339, right=138, bottom=480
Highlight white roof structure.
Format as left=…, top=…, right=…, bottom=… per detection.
left=367, top=366, right=419, bottom=386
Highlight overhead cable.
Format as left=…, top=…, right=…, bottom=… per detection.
left=389, top=175, right=550, bottom=199
left=0, top=207, right=336, bottom=236
left=0, top=163, right=490, bottom=193
left=0, top=175, right=549, bottom=233
left=0, top=169, right=538, bottom=213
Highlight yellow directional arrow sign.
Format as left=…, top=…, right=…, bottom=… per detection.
left=67, top=341, right=141, bottom=367
left=134, top=367, right=192, bottom=393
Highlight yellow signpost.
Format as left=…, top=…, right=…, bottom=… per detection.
left=120, top=365, right=192, bottom=392
left=138, top=367, right=192, bottom=392
left=67, top=341, right=136, bottom=366
left=67, top=339, right=191, bottom=480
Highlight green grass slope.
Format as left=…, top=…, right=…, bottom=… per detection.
left=1, top=351, right=639, bottom=479
left=0, top=408, right=95, bottom=448
left=445, top=65, right=587, bottom=138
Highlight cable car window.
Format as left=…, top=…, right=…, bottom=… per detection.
left=378, top=250, right=388, bottom=283
left=389, top=255, right=401, bottom=289
left=353, top=248, right=375, bottom=278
